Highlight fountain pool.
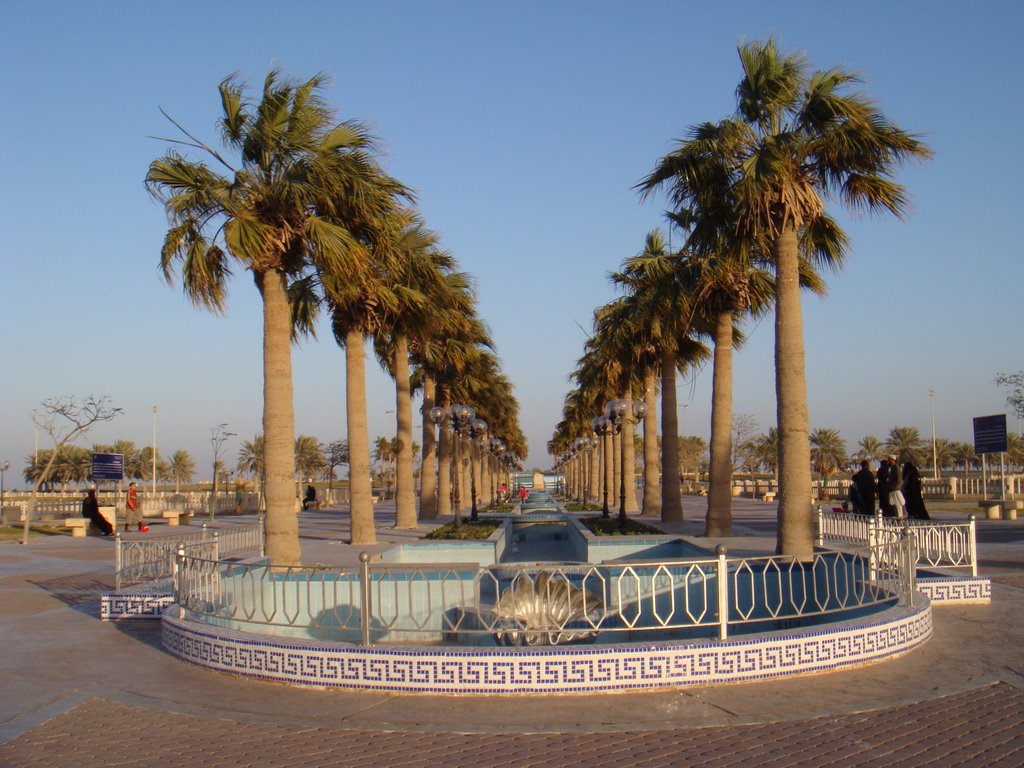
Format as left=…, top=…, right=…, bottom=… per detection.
left=162, top=507, right=931, bottom=693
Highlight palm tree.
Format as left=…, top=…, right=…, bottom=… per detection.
left=885, top=426, right=926, bottom=465
left=750, top=429, right=779, bottom=482
left=236, top=437, right=265, bottom=481
left=933, top=438, right=956, bottom=478
left=111, top=440, right=142, bottom=480
left=372, top=436, right=397, bottom=498
left=951, top=441, right=977, bottom=478
left=810, top=428, right=847, bottom=496
left=607, top=231, right=712, bottom=523
left=169, top=450, right=195, bottom=493
left=1006, top=433, right=1024, bottom=472
left=418, top=310, right=495, bottom=522
left=295, top=435, right=325, bottom=496
left=146, top=70, right=409, bottom=565
left=638, top=40, right=931, bottom=555
left=373, top=217, right=462, bottom=528
left=857, top=436, right=884, bottom=463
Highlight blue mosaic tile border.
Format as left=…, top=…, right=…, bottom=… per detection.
left=918, top=576, right=991, bottom=604
left=161, top=601, right=933, bottom=694
left=101, top=593, right=176, bottom=621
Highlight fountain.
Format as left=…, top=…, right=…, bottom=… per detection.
left=160, top=500, right=940, bottom=693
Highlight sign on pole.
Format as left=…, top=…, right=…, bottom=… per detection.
left=91, top=452, right=125, bottom=481
left=973, top=414, right=1008, bottom=455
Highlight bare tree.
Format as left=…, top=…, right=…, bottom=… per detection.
left=995, top=372, right=1024, bottom=426
left=731, top=414, right=759, bottom=475
left=323, top=440, right=349, bottom=494
left=25, top=396, right=122, bottom=544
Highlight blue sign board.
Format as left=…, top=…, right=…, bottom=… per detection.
left=91, top=452, right=125, bottom=481
left=973, top=414, right=1008, bottom=455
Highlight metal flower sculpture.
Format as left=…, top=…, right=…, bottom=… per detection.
left=494, top=571, right=603, bottom=646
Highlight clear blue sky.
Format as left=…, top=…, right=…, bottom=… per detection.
left=1, top=0, right=1021, bottom=483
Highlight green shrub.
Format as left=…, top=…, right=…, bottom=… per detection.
left=580, top=516, right=665, bottom=536
left=424, top=519, right=503, bottom=540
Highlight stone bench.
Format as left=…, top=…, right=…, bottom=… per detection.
left=64, top=517, right=90, bottom=537
left=978, top=500, right=1003, bottom=520
left=761, top=492, right=776, bottom=503
left=1003, top=500, right=1022, bottom=521
left=162, top=511, right=192, bottom=526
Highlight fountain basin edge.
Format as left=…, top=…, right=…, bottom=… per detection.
left=161, top=597, right=932, bottom=695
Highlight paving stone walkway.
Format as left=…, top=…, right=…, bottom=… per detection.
left=3, top=684, right=1023, bottom=767
left=2, top=499, right=1023, bottom=767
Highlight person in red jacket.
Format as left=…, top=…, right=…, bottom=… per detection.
left=126, top=482, right=149, bottom=532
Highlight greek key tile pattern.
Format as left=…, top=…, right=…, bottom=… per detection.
left=918, top=576, right=991, bottom=604
left=101, top=593, right=176, bottom=621
left=162, top=602, right=933, bottom=694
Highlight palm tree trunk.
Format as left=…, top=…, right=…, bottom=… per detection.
left=641, top=372, right=660, bottom=517
left=603, top=429, right=614, bottom=513
left=419, top=376, right=438, bottom=519
left=436, top=388, right=452, bottom=517
left=345, top=329, right=376, bottom=545
left=706, top=309, right=734, bottom=537
left=774, top=226, right=813, bottom=556
left=612, top=423, right=622, bottom=511
left=256, top=270, right=301, bottom=566
left=660, top=348, right=682, bottom=522
left=393, top=336, right=417, bottom=529
left=623, top=394, right=640, bottom=514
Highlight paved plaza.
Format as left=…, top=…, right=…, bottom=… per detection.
left=1, top=499, right=1023, bottom=767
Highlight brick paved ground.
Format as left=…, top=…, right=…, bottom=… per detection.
left=2, top=501, right=1023, bottom=767
left=2, top=683, right=1023, bottom=768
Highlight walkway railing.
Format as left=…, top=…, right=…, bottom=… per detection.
left=817, top=508, right=977, bottom=577
left=173, top=536, right=915, bottom=647
left=116, top=516, right=263, bottom=589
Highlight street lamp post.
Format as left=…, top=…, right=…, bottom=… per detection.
left=930, top=389, right=938, bottom=480
left=435, top=404, right=477, bottom=528
left=428, top=405, right=447, bottom=517
left=152, top=405, right=158, bottom=498
left=605, top=399, right=647, bottom=529
left=468, top=417, right=488, bottom=521
left=574, top=437, right=589, bottom=503
left=488, top=438, right=503, bottom=507
left=591, top=415, right=612, bottom=517
left=0, top=461, right=9, bottom=518
left=605, top=400, right=628, bottom=525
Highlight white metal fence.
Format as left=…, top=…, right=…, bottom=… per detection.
left=173, top=537, right=915, bottom=647
left=117, top=517, right=263, bottom=589
left=817, top=508, right=977, bottom=577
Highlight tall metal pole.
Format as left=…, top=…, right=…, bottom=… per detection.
left=929, top=389, right=938, bottom=479
left=0, top=461, right=8, bottom=517
left=152, top=405, right=158, bottom=497
left=452, top=425, right=461, bottom=528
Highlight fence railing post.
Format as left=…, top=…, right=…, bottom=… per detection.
left=815, top=506, right=823, bottom=546
left=968, top=514, right=977, bottom=578
left=359, top=552, right=372, bottom=646
left=868, top=516, right=878, bottom=583
left=259, top=511, right=266, bottom=558
left=173, top=543, right=186, bottom=605
left=114, top=532, right=123, bottom=590
left=902, top=527, right=916, bottom=608
left=716, top=544, right=729, bottom=641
